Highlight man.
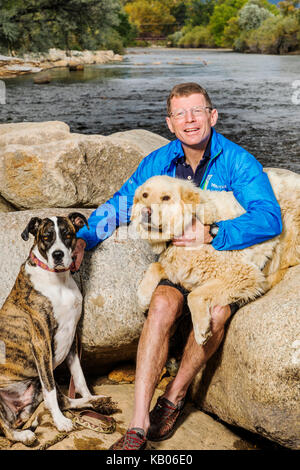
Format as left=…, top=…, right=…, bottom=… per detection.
left=73, top=83, right=282, bottom=450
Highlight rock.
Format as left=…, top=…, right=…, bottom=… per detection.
left=157, top=376, right=173, bottom=391
left=68, top=63, right=84, bottom=71
left=79, top=225, right=156, bottom=372
left=0, top=49, right=123, bottom=78
left=0, top=196, right=15, bottom=212
left=190, top=264, right=300, bottom=450
left=0, top=122, right=169, bottom=209
left=34, top=74, right=51, bottom=84
left=108, top=364, right=136, bottom=383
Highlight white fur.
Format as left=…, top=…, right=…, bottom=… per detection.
left=47, top=217, right=73, bottom=270
left=43, top=388, right=73, bottom=431
left=25, top=260, right=82, bottom=369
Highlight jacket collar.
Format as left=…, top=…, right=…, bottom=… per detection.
left=170, top=128, right=222, bottom=165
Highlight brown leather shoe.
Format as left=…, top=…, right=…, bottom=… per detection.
left=147, top=396, right=184, bottom=441
left=109, top=428, right=147, bottom=450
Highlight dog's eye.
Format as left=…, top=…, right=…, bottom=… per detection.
left=162, top=195, right=170, bottom=201
left=142, top=192, right=148, bottom=198
left=43, top=236, right=49, bottom=241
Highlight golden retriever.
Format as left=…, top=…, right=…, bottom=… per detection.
left=130, top=168, right=300, bottom=345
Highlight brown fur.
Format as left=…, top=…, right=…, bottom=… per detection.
left=131, top=169, right=300, bottom=345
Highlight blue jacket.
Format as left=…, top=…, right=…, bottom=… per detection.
left=77, top=128, right=282, bottom=251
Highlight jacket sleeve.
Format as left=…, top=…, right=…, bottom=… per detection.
left=76, top=151, right=156, bottom=250
left=212, top=153, right=282, bottom=251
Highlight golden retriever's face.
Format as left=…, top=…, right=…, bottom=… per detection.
left=131, top=176, right=201, bottom=252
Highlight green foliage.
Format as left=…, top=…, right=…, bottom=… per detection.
left=116, top=10, right=138, bottom=46
left=124, top=0, right=177, bottom=37
left=238, top=2, right=273, bottom=31
left=0, top=0, right=129, bottom=55
left=177, top=24, right=216, bottom=46
left=239, top=13, right=300, bottom=53
left=185, top=0, right=217, bottom=27
left=208, top=0, right=248, bottom=46
left=222, top=17, right=241, bottom=47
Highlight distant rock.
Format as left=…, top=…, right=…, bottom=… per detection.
left=0, top=49, right=123, bottom=78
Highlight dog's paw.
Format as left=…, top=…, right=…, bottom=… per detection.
left=137, top=284, right=152, bottom=310
left=55, top=415, right=73, bottom=432
left=193, top=324, right=212, bottom=346
left=12, top=429, right=36, bottom=445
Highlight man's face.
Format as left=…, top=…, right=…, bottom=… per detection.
left=166, top=93, right=218, bottom=148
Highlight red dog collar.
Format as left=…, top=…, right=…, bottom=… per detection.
left=29, top=251, right=74, bottom=273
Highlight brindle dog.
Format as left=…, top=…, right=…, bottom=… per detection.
left=0, top=213, right=111, bottom=445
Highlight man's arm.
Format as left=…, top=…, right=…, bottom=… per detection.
left=212, top=154, right=282, bottom=251
left=72, top=149, right=158, bottom=270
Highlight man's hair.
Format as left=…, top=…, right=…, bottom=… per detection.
left=167, top=83, right=213, bottom=115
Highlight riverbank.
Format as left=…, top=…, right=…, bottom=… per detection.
left=0, top=48, right=123, bottom=79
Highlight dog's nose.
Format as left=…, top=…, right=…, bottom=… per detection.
left=52, top=250, right=64, bottom=262
left=141, top=207, right=152, bottom=222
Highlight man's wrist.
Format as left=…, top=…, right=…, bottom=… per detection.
left=209, top=223, right=219, bottom=242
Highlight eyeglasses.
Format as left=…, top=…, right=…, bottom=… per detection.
left=169, top=106, right=212, bottom=120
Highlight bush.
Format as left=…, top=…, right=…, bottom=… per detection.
left=245, top=14, right=300, bottom=53
left=238, top=2, right=273, bottom=31
left=177, top=25, right=216, bottom=48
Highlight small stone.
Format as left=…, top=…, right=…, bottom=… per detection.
left=108, top=364, right=136, bottom=383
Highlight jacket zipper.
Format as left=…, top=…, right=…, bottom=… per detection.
left=200, top=150, right=222, bottom=189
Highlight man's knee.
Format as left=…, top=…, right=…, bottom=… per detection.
left=147, top=285, right=184, bottom=329
left=211, top=304, right=231, bottom=334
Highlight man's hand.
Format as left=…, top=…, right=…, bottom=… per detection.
left=172, top=217, right=212, bottom=247
left=72, top=238, right=86, bottom=272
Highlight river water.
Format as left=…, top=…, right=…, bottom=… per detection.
left=1, top=48, right=299, bottom=172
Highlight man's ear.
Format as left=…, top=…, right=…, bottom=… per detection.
left=166, top=116, right=174, bottom=134
left=21, top=217, right=42, bottom=241
left=210, top=108, right=218, bottom=127
left=68, top=212, right=89, bottom=232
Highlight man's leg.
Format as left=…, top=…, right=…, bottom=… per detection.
left=129, top=285, right=185, bottom=432
left=156, top=304, right=232, bottom=406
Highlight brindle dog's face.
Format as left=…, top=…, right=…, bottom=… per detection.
left=21, top=213, right=88, bottom=270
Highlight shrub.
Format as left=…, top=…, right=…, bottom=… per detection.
left=177, top=25, right=216, bottom=48
left=245, top=14, right=300, bottom=53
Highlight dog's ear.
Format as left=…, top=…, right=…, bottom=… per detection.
left=150, top=241, right=167, bottom=255
left=180, top=184, right=201, bottom=206
left=133, top=185, right=143, bottom=206
left=21, top=217, right=42, bottom=241
left=68, top=212, right=89, bottom=232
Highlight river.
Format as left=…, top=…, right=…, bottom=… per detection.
left=1, top=48, right=299, bottom=172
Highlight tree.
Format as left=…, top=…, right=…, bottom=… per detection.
left=238, top=2, right=273, bottom=31
left=0, top=0, right=125, bottom=54
left=185, top=0, right=217, bottom=27
left=124, top=0, right=176, bottom=37
left=208, top=0, right=248, bottom=46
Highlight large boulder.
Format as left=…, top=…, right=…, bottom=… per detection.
left=0, top=210, right=156, bottom=373
left=79, top=224, right=156, bottom=371
left=0, top=122, right=168, bottom=209
left=190, top=264, right=300, bottom=450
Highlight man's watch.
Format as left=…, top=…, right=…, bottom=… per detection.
left=209, top=223, right=219, bottom=241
